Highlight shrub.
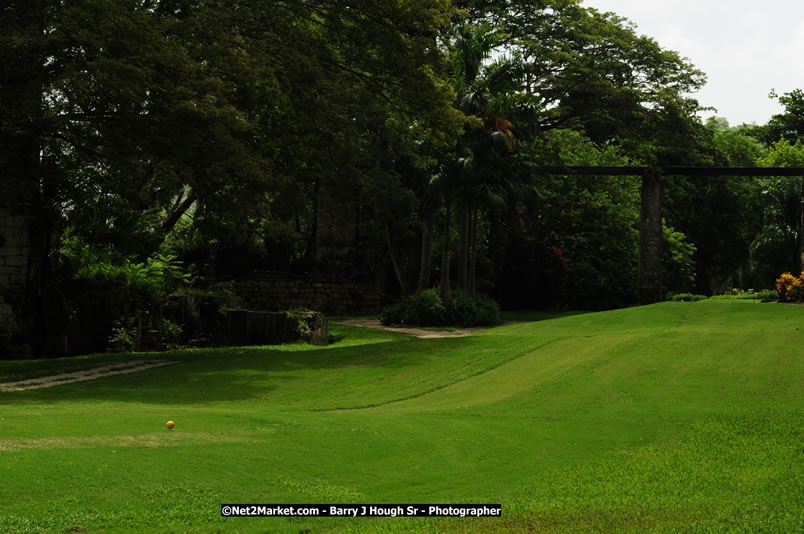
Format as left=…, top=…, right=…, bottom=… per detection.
left=448, top=289, right=500, bottom=327
left=710, top=289, right=777, bottom=300
left=405, top=288, right=448, bottom=325
left=286, top=309, right=328, bottom=345
left=379, top=302, right=404, bottom=326
left=381, top=288, right=500, bottom=327
left=670, top=293, right=707, bottom=302
left=381, top=288, right=446, bottom=326
left=776, top=272, right=804, bottom=302
left=107, top=314, right=183, bottom=352
left=60, top=233, right=191, bottom=352
left=749, top=289, right=780, bottom=300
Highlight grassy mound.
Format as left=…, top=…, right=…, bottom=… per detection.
left=0, top=300, right=801, bottom=532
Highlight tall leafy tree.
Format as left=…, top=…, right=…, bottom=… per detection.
left=512, top=129, right=639, bottom=309
left=751, top=139, right=804, bottom=275
left=706, top=117, right=767, bottom=167
left=448, top=0, right=712, bottom=307
left=659, top=118, right=766, bottom=293
left=750, top=88, right=804, bottom=276
left=760, top=89, right=804, bottom=145
left=1, top=0, right=462, bottom=354
left=457, top=0, right=708, bottom=160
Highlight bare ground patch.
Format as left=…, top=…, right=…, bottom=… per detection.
left=336, top=319, right=500, bottom=338
left=0, top=360, right=180, bottom=392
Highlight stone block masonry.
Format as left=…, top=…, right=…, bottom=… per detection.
left=0, top=204, right=30, bottom=339
left=0, top=302, right=15, bottom=337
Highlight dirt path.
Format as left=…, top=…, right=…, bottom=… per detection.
left=0, top=360, right=180, bottom=392
left=335, top=319, right=500, bottom=338
left=1, top=320, right=506, bottom=392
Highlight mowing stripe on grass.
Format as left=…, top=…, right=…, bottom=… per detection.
left=0, top=431, right=269, bottom=451
left=316, top=337, right=567, bottom=411
left=357, top=334, right=647, bottom=414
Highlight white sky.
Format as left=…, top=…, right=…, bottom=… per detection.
left=582, top=0, right=804, bottom=126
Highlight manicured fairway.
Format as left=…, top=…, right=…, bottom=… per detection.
left=1, top=300, right=802, bottom=533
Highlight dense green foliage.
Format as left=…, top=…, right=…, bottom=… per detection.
left=662, top=220, right=697, bottom=293
left=3, top=0, right=804, bottom=355
left=1, top=301, right=802, bottom=532
left=58, top=233, right=190, bottom=352
left=447, top=288, right=500, bottom=326
left=285, top=309, right=328, bottom=345
left=381, top=287, right=500, bottom=327
left=2, top=0, right=461, bottom=353
left=381, top=288, right=448, bottom=326
left=709, top=288, right=776, bottom=300
left=511, top=130, right=640, bottom=309
left=669, top=293, right=707, bottom=302
left=758, top=89, right=804, bottom=144
left=750, top=140, right=804, bottom=277
left=706, top=117, right=767, bottom=166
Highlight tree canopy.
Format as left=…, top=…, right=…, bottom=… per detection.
left=2, top=0, right=801, bottom=356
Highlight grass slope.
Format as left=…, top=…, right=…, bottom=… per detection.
left=0, top=301, right=801, bottom=533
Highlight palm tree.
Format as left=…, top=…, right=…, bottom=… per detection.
left=449, top=25, right=524, bottom=295
left=426, top=24, right=540, bottom=304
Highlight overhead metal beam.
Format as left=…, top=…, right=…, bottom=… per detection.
left=530, top=166, right=804, bottom=176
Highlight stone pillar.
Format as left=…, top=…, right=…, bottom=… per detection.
left=0, top=2, right=47, bottom=357
left=0, top=203, right=31, bottom=355
left=638, top=171, right=665, bottom=304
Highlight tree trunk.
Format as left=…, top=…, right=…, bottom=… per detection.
left=303, top=178, right=319, bottom=266
left=160, top=191, right=196, bottom=233
left=638, top=171, right=665, bottom=304
left=384, top=222, right=406, bottom=294
left=488, top=210, right=507, bottom=303
left=417, top=215, right=434, bottom=291
left=440, top=204, right=451, bottom=308
left=468, top=209, right=478, bottom=296
left=457, top=203, right=470, bottom=289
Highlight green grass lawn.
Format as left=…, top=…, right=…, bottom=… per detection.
left=1, top=300, right=802, bottom=533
